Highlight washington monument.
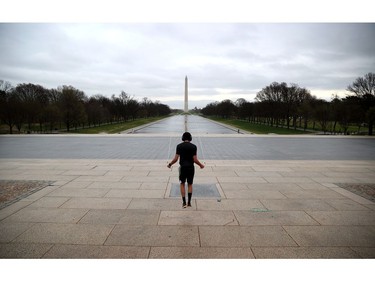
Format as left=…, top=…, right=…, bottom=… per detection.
left=184, top=76, right=188, bottom=112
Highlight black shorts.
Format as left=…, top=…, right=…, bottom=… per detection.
left=179, top=166, right=195, bottom=184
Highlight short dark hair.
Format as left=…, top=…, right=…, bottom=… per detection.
left=182, top=132, right=192, bottom=141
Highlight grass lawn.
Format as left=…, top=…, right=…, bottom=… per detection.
left=70, top=116, right=166, bottom=134
left=208, top=117, right=313, bottom=135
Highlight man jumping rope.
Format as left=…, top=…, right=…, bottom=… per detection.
left=167, top=132, right=205, bottom=208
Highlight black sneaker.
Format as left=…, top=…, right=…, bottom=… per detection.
left=182, top=203, right=187, bottom=208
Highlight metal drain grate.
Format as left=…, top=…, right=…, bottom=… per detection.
left=170, top=183, right=220, bottom=198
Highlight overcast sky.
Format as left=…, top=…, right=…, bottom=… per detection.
left=1, top=23, right=374, bottom=109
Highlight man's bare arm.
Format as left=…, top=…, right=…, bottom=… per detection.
left=193, top=155, right=205, bottom=169
left=167, top=154, right=179, bottom=168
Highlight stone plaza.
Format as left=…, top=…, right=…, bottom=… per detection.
left=0, top=115, right=375, bottom=258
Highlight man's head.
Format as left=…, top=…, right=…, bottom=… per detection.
left=182, top=132, right=192, bottom=142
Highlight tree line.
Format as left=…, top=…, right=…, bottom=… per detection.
left=0, top=81, right=171, bottom=134
left=201, top=73, right=375, bottom=135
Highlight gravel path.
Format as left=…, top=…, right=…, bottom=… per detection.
left=0, top=180, right=53, bottom=209
left=337, top=183, right=375, bottom=202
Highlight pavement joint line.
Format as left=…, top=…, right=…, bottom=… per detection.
left=282, top=225, right=301, bottom=247
left=101, top=224, right=117, bottom=246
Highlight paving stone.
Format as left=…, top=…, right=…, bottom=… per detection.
left=261, top=199, right=336, bottom=211
left=47, top=188, right=108, bottom=197
left=307, top=211, right=375, bottom=225
left=322, top=172, right=373, bottom=178
left=140, top=182, right=168, bottom=190
left=79, top=209, right=128, bottom=224
left=234, top=210, right=319, bottom=226
left=148, top=171, right=176, bottom=177
left=62, top=170, right=108, bottom=176
left=132, top=166, right=170, bottom=171
left=87, top=182, right=141, bottom=189
left=105, top=225, right=199, bottom=247
left=252, top=166, right=294, bottom=172
left=115, top=171, right=149, bottom=177
left=0, top=221, right=34, bottom=242
left=234, top=171, right=283, bottom=177
left=93, top=165, right=132, bottom=171
left=218, top=183, right=249, bottom=190
left=158, top=211, right=238, bottom=226
left=122, top=176, right=169, bottom=183
left=196, top=199, right=264, bottom=211
left=105, top=189, right=165, bottom=198
left=0, top=200, right=33, bottom=221
left=0, top=243, right=54, bottom=258
left=283, top=226, right=375, bottom=247
left=199, top=226, right=297, bottom=247
left=14, top=223, right=114, bottom=244
left=312, top=177, right=363, bottom=184
left=3, top=207, right=88, bottom=223
left=28, top=197, right=70, bottom=208
left=43, top=244, right=150, bottom=258
left=79, top=209, right=160, bottom=225
left=22, top=186, right=59, bottom=200
left=149, top=246, right=255, bottom=258
left=224, top=190, right=286, bottom=199
left=77, top=175, right=124, bottom=182
left=21, top=169, right=67, bottom=176
left=0, top=175, right=77, bottom=182
left=196, top=170, right=238, bottom=177
left=279, top=172, right=326, bottom=178
left=252, top=246, right=361, bottom=258
left=297, top=183, right=332, bottom=190
left=0, top=169, right=28, bottom=176
left=217, top=177, right=267, bottom=184
left=364, top=204, right=375, bottom=210
left=61, top=197, right=131, bottom=209
left=280, top=189, right=345, bottom=199
left=350, top=247, right=375, bottom=258
left=60, top=181, right=92, bottom=189
left=212, top=166, right=250, bottom=172
left=118, top=210, right=160, bottom=225
left=245, top=183, right=303, bottom=191
left=265, top=177, right=315, bottom=183
left=127, top=198, right=183, bottom=210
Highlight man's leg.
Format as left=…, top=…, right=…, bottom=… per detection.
left=187, top=184, right=193, bottom=207
left=179, top=167, right=187, bottom=208
left=180, top=183, right=186, bottom=207
left=187, top=167, right=194, bottom=207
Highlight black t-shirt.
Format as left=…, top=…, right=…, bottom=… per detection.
left=176, top=142, right=197, bottom=167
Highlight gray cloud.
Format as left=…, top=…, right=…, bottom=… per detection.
left=0, top=23, right=374, bottom=109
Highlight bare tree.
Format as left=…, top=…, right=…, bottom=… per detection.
left=217, top=99, right=236, bottom=119
left=58, top=85, right=87, bottom=131
left=0, top=80, right=18, bottom=133
left=347, top=72, right=375, bottom=97
left=256, top=82, right=312, bottom=129
left=14, top=83, right=49, bottom=132
left=314, top=99, right=331, bottom=134
left=347, top=72, right=375, bottom=135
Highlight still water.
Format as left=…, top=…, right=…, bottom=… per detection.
left=133, top=115, right=238, bottom=134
